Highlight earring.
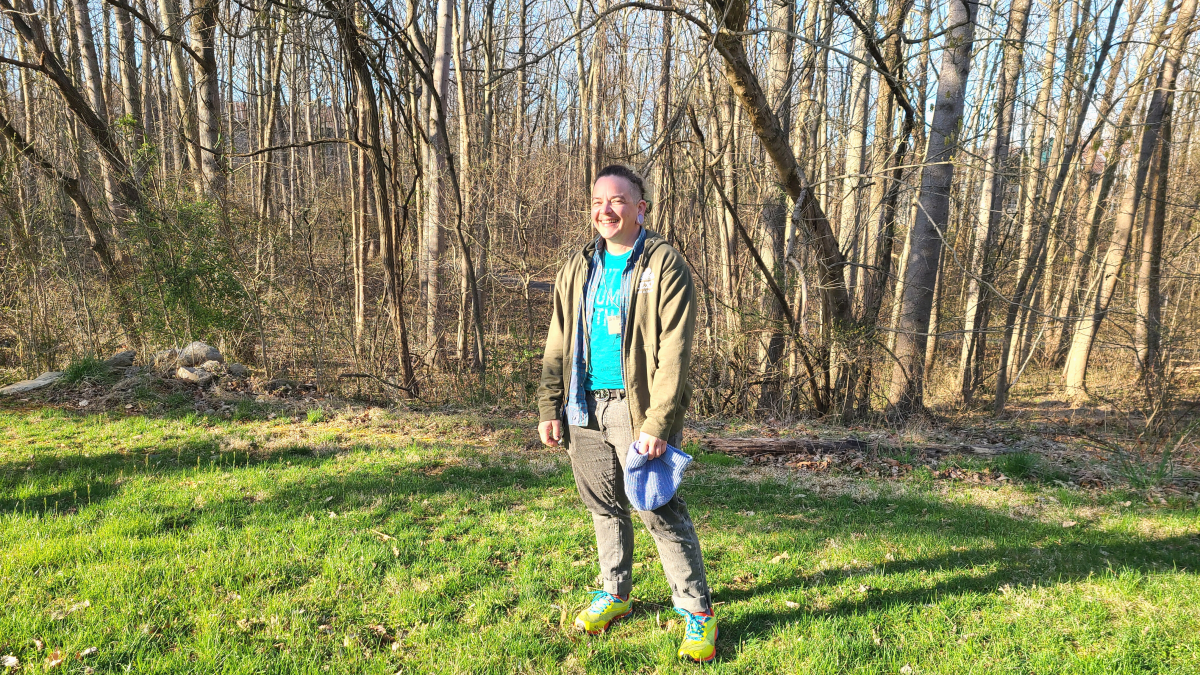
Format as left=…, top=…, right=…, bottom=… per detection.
left=637, top=214, right=644, bottom=225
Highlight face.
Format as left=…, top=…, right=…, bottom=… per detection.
left=591, top=175, right=647, bottom=245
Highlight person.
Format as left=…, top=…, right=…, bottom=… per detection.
left=537, top=164, right=716, bottom=663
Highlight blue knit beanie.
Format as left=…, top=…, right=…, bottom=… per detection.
left=624, top=441, right=693, bottom=511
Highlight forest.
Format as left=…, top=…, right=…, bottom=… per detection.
left=1, top=0, right=1198, bottom=421
left=3, top=1, right=1200, bottom=671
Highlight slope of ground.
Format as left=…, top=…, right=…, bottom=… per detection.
left=1, top=401, right=1198, bottom=674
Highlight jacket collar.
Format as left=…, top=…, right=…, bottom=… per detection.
left=583, top=227, right=659, bottom=263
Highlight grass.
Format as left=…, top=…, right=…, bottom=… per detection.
left=1, top=404, right=1199, bottom=674
left=59, top=356, right=117, bottom=386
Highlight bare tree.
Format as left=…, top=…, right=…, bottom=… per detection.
left=887, top=0, right=979, bottom=411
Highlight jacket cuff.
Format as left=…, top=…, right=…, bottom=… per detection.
left=539, top=404, right=561, bottom=423
left=640, top=416, right=672, bottom=441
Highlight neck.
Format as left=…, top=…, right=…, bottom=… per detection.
left=603, top=226, right=641, bottom=256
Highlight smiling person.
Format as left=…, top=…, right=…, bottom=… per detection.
left=537, top=164, right=716, bottom=662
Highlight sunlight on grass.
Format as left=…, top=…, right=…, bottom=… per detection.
left=1, top=407, right=1198, bottom=673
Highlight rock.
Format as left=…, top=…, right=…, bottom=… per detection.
left=226, top=363, right=250, bottom=378
left=151, top=349, right=179, bottom=374
left=112, top=374, right=149, bottom=392
left=263, top=378, right=297, bottom=393
left=180, top=341, right=223, bottom=367
left=198, top=360, right=224, bottom=373
left=0, top=371, right=63, bottom=395
left=176, top=366, right=214, bottom=386
left=104, top=350, right=136, bottom=367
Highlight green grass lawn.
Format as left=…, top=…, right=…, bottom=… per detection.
left=1, top=405, right=1198, bottom=674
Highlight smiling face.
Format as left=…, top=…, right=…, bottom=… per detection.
left=591, top=175, right=647, bottom=252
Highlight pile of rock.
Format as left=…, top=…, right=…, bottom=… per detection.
left=151, top=341, right=252, bottom=388
left=0, top=341, right=253, bottom=397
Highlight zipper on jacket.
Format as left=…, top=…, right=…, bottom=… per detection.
left=621, top=251, right=648, bottom=431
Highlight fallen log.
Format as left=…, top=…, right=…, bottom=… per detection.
left=702, top=437, right=1011, bottom=457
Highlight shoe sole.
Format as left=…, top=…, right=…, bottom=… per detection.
left=575, top=607, right=633, bottom=635
left=680, top=626, right=718, bottom=663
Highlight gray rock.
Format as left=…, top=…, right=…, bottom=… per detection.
left=198, top=360, right=224, bottom=373
left=0, top=371, right=64, bottom=395
left=105, top=350, right=136, bottom=367
left=151, top=349, right=180, bottom=373
left=263, top=378, right=297, bottom=393
left=180, top=341, right=223, bottom=367
left=176, top=366, right=214, bottom=386
left=226, top=363, right=250, bottom=378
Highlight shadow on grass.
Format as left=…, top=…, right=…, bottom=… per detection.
left=4, top=404, right=1199, bottom=664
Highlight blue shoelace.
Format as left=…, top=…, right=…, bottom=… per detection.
left=675, top=607, right=710, bottom=641
left=588, top=590, right=620, bottom=613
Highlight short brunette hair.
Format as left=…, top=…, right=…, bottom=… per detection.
left=594, top=164, right=647, bottom=202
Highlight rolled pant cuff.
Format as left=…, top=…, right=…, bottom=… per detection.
left=673, top=595, right=711, bottom=615
left=605, top=579, right=632, bottom=599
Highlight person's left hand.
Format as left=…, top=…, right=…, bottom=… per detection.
left=638, top=431, right=667, bottom=459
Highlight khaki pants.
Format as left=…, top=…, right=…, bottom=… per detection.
left=566, top=391, right=711, bottom=614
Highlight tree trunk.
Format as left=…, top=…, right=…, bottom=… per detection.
left=706, top=0, right=853, bottom=337
left=957, top=0, right=1033, bottom=404
left=1064, top=0, right=1195, bottom=395
left=755, top=0, right=794, bottom=414
left=423, top=0, right=454, bottom=367
left=1134, top=100, right=1172, bottom=373
left=71, top=0, right=124, bottom=220
left=113, top=5, right=145, bottom=180
left=257, top=15, right=288, bottom=223
left=324, top=0, right=417, bottom=395
left=887, top=0, right=979, bottom=412
left=156, top=0, right=200, bottom=182
left=587, top=0, right=607, bottom=180
left=1060, top=0, right=1190, bottom=393
left=993, top=0, right=1122, bottom=411
left=3, top=0, right=142, bottom=214
left=838, top=0, right=875, bottom=300
left=1048, top=0, right=1152, bottom=365
left=191, top=0, right=225, bottom=195
left=650, top=9, right=673, bottom=238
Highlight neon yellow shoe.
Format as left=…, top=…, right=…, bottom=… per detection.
left=675, top=608, right=717, bottom=663
left=573, top=590, right=633, bottom=634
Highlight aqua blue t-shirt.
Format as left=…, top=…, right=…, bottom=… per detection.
left=584, top=249, right=632, bottom=390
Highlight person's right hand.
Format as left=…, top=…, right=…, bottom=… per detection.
left=539, top=420, right=563, bottom=447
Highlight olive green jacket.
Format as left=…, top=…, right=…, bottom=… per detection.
left=538, top=228, right=696, bottom=443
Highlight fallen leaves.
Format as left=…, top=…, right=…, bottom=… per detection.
left=50, top=599, right=90, bottom=620
left=1, top=656, right=18, bottom=669
left=1062, top=520, right=1078, bottom=528
left=784, top=600, right=800, bottom=609
left=46, top=650, right=65, bottom=668
left=769, top=552, right=791, bottom=564
left=78, top=647, right=97, bottom=658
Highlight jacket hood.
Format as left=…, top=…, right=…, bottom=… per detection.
left=581, top=228, right=667, bottom=260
